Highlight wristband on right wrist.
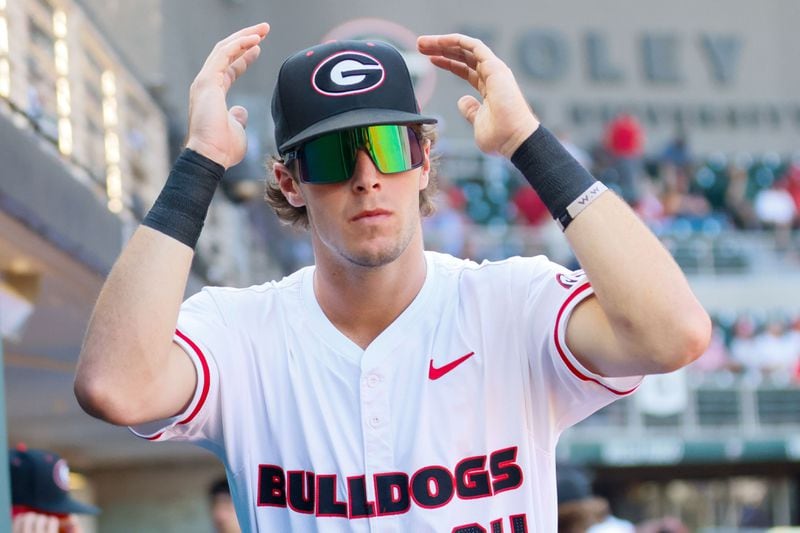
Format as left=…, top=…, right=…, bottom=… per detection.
left=510, top=126, right=606, bottom=230
left=142, top=148, right=224, bottom=249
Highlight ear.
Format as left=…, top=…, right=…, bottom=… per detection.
left=418, top=139, right=431, bottom=191
left=275, top=162, right=306, bottom=208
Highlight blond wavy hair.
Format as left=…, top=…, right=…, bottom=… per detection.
left=265, top=124, right=439, bottom=229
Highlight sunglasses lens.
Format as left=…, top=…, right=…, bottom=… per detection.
left=299, top=130, right=358, bottom=184
left=367, top=125, right=422, bottom=174
left=298, top=125, right=422, bottom=184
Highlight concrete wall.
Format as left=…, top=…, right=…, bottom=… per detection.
left=148, top=0, right=800, bottom=156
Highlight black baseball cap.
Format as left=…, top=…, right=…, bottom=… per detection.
left=556, top=465, right=593, bottom=505
left=272, top=39, right=437, bottom=155
left=10, top=447, right=100, bottom=516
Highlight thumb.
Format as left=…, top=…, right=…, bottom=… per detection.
left=457, top=95, right=480, bottom=125
left=230, top=105, right=248, bottom=128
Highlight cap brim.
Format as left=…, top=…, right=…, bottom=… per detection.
left=44, top=497, right=101, bottom=516
left=279, top=108, right=437, bottom=154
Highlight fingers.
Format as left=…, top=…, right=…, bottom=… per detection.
left=419, top=33, right=505, bottom=94
left=457, top=95, right=481, bottom=125
left=199, top=23, right=269, bottom=85
left=417, top=33, right=494, bottom=66
left=214, top=22, right=269, bottom=53
left=12, top=513, right=60, bottom=533
left=224, top=44, right=261, bottom=89
left=230, top=105, right=248, bottom=128
left=205, top=34, right=263, bottom=79
left=429, top=55, right=480, bottom=90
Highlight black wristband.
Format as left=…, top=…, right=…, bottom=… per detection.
left=142, top=148, right=224, bottom=249
left=510, top=126, right=605, bottom=230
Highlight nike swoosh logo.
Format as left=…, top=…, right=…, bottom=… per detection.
left=428, top=352, right=476, bottom=380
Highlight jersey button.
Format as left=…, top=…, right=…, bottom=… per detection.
left=369, top=416, right=381, bottom=427
left=366, top=374, right=381, bottom=388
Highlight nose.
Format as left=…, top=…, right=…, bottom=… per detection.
left=350, top=149, right=380, bottom=192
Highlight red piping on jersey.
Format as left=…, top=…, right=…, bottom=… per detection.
left=146, top=329, right=211, bottom=440
left=553, top=282, right=638, bottom=396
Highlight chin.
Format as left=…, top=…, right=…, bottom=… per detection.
left=343, top=241, right=408, bottom=268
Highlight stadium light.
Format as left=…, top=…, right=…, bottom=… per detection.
left=104, top=131, right=119, bottom=164
left=56, top=77, right=70, bottom=116
left=106, top=165, right=122, bottom=213
left=0, top=60, right=8, bottom=99
left=53, top=10, right=67, bottom=39
left=52, top=10, right=72, bottom=155
left=0, top=16, right=8, bottom=54
left=0, top=12, right=8, bottom=98
left=102, top=98, right=117, bottom=126
left=57, top=117, right=72, bottom=155
left=101, top=70, right=123, bottom=213
left=54, top=40, right=68, bottom=76
left=101, top=70, right=116, bottom=97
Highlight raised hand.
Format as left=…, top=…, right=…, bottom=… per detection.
left=417, top=33, right=539, bottom=159
left=185, top=23, right=269, bottom=169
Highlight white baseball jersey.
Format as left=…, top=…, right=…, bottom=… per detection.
left=132, top=251, right=641, bottom=532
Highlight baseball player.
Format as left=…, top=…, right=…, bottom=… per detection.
left=75, top=23, right=711, bottom=532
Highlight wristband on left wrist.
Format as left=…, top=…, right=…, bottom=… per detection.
left=510, top=126, right=605, bottom=230
left=142, top=148, right=224, bottom=249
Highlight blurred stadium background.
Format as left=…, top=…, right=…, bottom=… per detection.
left=0, top=0, right=799, bottom=531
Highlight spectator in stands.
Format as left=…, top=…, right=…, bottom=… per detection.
left=782, top=159, right=800, bottom=224
left=786, top=315, right=800, bottom=383
left=754, top=182, right=796, bottom=252
left=724, top=162, right=759, bottom=230
left=729, top=315, right=761, bottom=382
left=633, top=174, right=666, bottom=230
left=688, top=323, right=734, bottom=382
left=660, top=131, right=692, bottom=175
left=754, top=317, right=799, bottom=384
left=603, top=113, right=645, bottom=206
left=659, top=160, right=711, bottom=222
left=659, top=131, right=696, bottom=218
left=512, top=185, right=550, bottom=227
left=209, top=477, right=240, bottom=533
left=635, top=516, right=689, bottom=533
left=557, top=465, right=612, bottom=533
left=10, top=445, right=99, bottom=533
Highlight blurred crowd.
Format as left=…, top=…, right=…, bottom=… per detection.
left=427, top=113, right=800, bottom=262
left=690, top=311, right=800, bottom=386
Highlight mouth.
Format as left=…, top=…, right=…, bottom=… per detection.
left=351, top=209, right=392, bottom=222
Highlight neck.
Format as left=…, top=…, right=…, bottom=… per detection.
left=312, top=233, right=427, bottom=349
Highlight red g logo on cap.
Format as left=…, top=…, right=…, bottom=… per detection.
left=312, top=51, right=385, bottom=96
left=53, top=459, right=70, bottom=491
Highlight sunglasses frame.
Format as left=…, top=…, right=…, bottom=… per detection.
left=284, top=124, right=424, bottom=184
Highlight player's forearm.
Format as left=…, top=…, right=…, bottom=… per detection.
left=510, top=126, right=709, bottom=371
left=75, top=226, right=193, bottom=422
left=75, top=149, right=222, bottom=423
left=564, top=192, right=711, bottom=370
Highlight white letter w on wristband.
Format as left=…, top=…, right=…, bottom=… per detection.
left=557, top=182, right=608, bottom=230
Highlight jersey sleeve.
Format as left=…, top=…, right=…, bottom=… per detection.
left=128, top=288, right=225, bottom=454
left=519, top=258, right=642, bottom=432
